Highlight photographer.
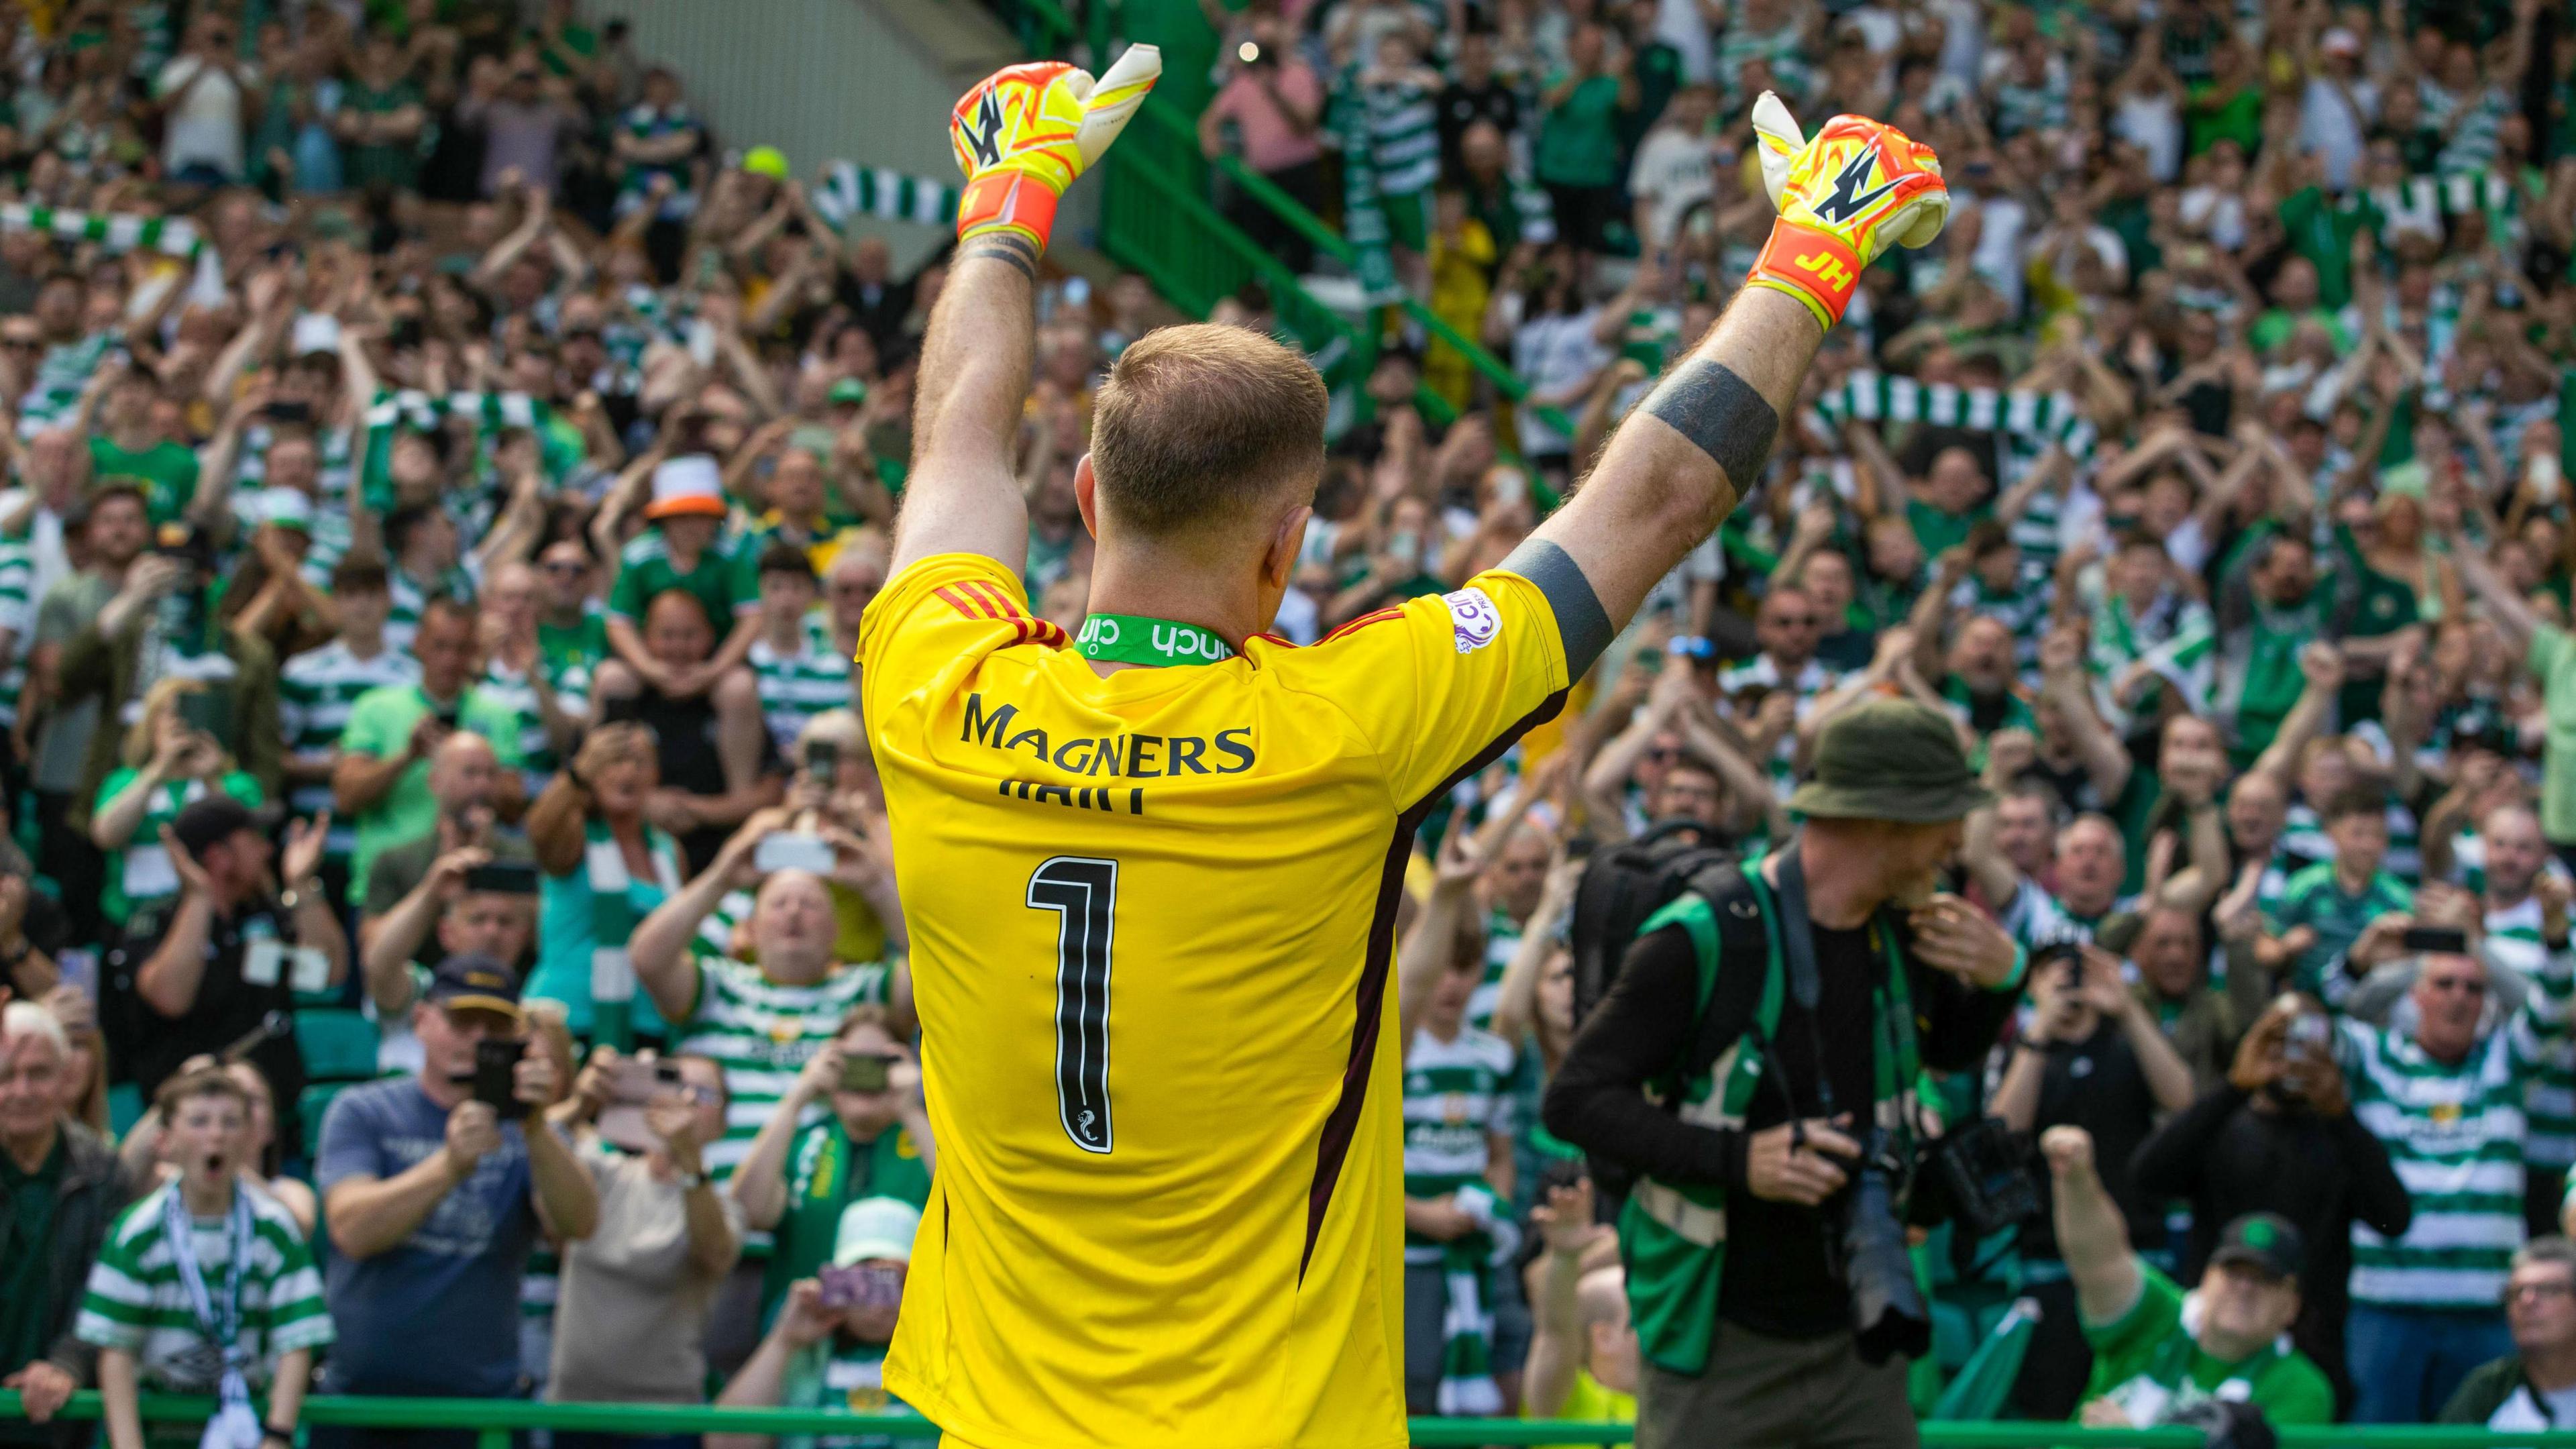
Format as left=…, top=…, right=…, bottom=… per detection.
left=2039, top=1126, right=2334, bottom=1427
left=2128, top=996, right=2412, bottom=1402
left=312, top=955, right=598, bottom=1448
left=1543, top=700, right=2023, bottom=1449
left=727, top=1006, right=932, bottom=1326
left=2333, top=894, right=2576, bottom=1423
left=1987, top=941, right=2197, bottom=1418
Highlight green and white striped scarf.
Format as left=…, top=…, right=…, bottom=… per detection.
left=358, top=388, right=555, bottom=505
left=1401, top=1023, right=1517, bottom=1413
left=0, top=528, right=30, bottom=730
left=814, top=162, right=959, bottom=232
left=584, top=815, right=686, bottom=1049
left=14, top=331, right=116, bottom=438
left=0, top=203, right=203, bottom=258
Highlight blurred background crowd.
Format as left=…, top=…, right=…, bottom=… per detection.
left=1, top=0, right=2575, bottom=1442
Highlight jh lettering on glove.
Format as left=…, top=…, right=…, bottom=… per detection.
left=1746, top=92, right=1950, bottom=331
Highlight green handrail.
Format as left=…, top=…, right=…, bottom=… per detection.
left=1201, top=131, right=1580, bottom=440
left=23, top=1392, right=2576, bottom=1448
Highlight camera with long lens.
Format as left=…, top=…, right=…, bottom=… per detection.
left=1831, top=1127, right=1932, bottom=1365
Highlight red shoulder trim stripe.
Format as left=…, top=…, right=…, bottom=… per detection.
left=961, top=579, right=1032, bottom=645
left=1322, top=606, right=1404, bottom=643
left=931, top=584, right=983, bottom=620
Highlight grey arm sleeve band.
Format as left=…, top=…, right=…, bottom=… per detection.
left=1498, top=536, right=1613, bottom=679
left=1642, top=359, right=1778, bottom=489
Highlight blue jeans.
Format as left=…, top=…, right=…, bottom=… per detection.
left=2345, top=1302, right=2516, bottom=1422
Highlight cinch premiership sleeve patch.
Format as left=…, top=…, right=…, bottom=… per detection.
left=1280, top=567, right=1572, bottom=805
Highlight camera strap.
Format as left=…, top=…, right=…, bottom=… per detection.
left=1766, top=835, right=1920, bottom=1136
left=1770, top=834, right=1841, bottom=1121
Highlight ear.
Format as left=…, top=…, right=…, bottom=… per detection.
left=1263, top=502, right=1313, bottom=593
left=1073, top=453, right=1099, bottom=540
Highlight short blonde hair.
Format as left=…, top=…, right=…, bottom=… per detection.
left=1089, top=324, right=1327, bottom=536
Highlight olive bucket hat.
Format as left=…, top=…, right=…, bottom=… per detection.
left=1786, top=696, right=1996, bottom=824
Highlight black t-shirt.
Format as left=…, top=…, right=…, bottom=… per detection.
left=109, top=896, right=308, bottom=1148
left=2012, top=1018, right=2161, bottom=1260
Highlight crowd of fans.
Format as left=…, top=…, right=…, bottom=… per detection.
left=0, top=0, right=2573, bottom=1442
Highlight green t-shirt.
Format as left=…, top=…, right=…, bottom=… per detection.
left=0, top=1134, right=66, bottom=1381
left=88, top=435, right=201, bottom=525
left=338, top=682, right=528, bottom=904
left=608, top=528, right=756, bottom=630
left=538, top=604, right=611, bottom=676
left=1534, top=74, right=1625, bottom=188
left=2279, top=186, right=2379, bottom=309
left=92, top=769, right=266, bottom=928
left=2268, top=861, right=2415, bottom=996
left=2249, top=307, right=2351, bottom=356
left=2080, top=1263, right=2334, bottom=1426
left=761, top=1118, right=934, bottom=1320
left=2532, top=625, right=2576, bottom=845
left=1905, top=496, right=1991, bottom=561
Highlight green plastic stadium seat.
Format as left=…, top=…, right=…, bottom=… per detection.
left=297, top=1009, right=380, bottom=1082
left=107, top=1081, right=145, bottom=1138
left=300, top=1081, right=347, bottom=1163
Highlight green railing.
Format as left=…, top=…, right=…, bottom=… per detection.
left=988, top=0, right=1564, bottom=440
left=21, top=1393, right=2576, bottom=1448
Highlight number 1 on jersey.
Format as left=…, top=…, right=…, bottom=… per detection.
left=1028, top=856, right=1117, bottom=1154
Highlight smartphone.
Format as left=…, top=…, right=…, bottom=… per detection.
left=2284, top=1012, right=2332, bottom=1065
left=817, top=1262, right=906, bottom=1309
left=596, top=1057, right=682, bottom=1151
left=840, top=1052, right=895, bottom=1093
left=463, top=861, right=540, bottom=896
left=755, top=833, right=837, bottom=875
left=432, top=702, right=462, bottom=729
left=468, top=1037, right=531, bottom=1120
left=804, top=738, right=839, bottom=777
left=176, top=687, right=239, bottom=754
left=2401, top=925, right=2471, bottom=955
left=264, top=400, right=315, bottom=426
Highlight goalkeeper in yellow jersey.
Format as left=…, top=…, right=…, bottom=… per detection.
left=863, top=49, right=1951, bottom=1448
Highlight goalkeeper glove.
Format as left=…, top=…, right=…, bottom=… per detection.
left=1746, top=92, right=1949, bottom=331
left=949, top=44, right=1162, bottom=257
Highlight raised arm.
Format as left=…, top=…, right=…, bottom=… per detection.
left=2039, top=1125, right=2145, bottom=1326
left=892, top=50, right=1163, bottom=576
left=1527, top=97, right=1949, bottom=639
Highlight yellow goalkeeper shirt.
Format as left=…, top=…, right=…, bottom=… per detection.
left=859, top=551, right=1579, bottom=1449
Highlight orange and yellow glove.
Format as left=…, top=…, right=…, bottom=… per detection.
left=1746, top=92, right=1949, bottom=331
left=948, top=44, right=1161, bottom=258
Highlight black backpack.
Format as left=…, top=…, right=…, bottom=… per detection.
left=1568, top=818, right=1739, bottom=1029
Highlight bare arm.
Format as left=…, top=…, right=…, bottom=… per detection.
left=888, top=254, right=1037, bottom=574
left=2042, top=1126, right=2145, bottom=1326
left=1525, top=288, right=1821, bottom=634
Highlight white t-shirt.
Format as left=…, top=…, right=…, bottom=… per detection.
left=1628, top=128, right=1716, bottom=249
left=2298, top=74, right=2378, bottom=193
left=157, top=55, right=252, bottom=178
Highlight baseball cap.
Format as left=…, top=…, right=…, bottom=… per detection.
left=170, top=796, right=258, bottom=856
left=826, top=377, right=869, bottom=407
left=2210, top=1212, right=2304, bottom=1281
left=423, top=953, right=525, bottom=1020
left=2320, top=27, right=2362, bottom=56
left=743, top=144, right=790, bottom=180
left=644, top=455, right=728, bottom=520
left=289, top=313, right=343, bottom=358
left=254, top=487, right=315, bottom=535
left=831, top=1195, right=922, bottom=1266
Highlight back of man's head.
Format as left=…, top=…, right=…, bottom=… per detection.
left=1089, top=325, right=1327, bottom=540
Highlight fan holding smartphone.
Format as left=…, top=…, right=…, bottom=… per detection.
left=539, top=1045, right=743, bottom=1403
